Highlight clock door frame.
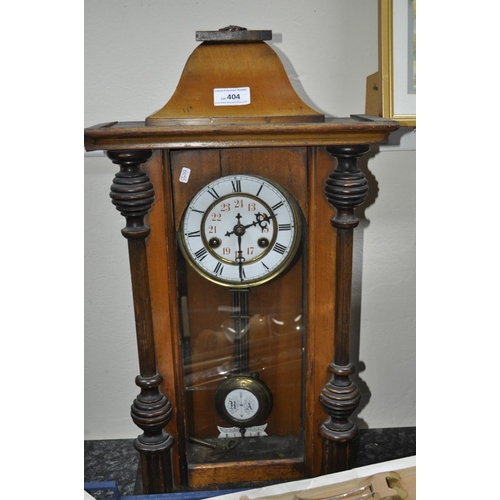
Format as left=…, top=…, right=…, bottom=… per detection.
left=140, top=146, right=337, bottom=488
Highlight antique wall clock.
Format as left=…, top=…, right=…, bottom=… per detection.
left=85, top=27, right=399, bottom=494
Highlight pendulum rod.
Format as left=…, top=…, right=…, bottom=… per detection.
left=230, top=288, right=251, bottom=374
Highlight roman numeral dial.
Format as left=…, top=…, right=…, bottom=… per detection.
left=179, top=174, right=302, bottom=287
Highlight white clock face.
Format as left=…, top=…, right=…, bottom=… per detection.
left=179, top=175, right=301, bottom=287
left=225, top=388, right=260, bottom=421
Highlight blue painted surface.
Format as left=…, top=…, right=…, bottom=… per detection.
left=84, top=481, right=243, bottom=500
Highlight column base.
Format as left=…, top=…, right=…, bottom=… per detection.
left=134, top=434, right=175, bottom=493
left=320, top=429, right=359, bottom=473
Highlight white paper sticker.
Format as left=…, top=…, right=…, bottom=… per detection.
left=214, top=87, right=251, bottom=106
left=179, top=167, right=191, bottom=183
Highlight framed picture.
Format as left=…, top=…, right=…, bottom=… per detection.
left=371, top=0, right=416, bottom=127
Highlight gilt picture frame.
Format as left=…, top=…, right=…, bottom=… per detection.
left=379, top=0, right=416, bottom=127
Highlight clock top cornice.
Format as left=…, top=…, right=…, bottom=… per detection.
left=84, top=27, right=399, bottom=151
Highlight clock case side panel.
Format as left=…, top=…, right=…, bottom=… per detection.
left=304, top=147, right=337, bottom=478
left=142, top=151, right=189, bottom=488
left=169, top=147, right=309, bottom=489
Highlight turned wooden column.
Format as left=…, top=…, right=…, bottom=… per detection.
left=108, top=150, right=175, bottom=493
left=319, top=144, right=370, bottom=473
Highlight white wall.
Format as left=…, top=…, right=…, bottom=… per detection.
left=84, top=0, right=415, bottom=439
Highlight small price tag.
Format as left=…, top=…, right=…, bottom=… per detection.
left=214, top=87, right=251, bottom=106
left=179, top=167, right=191, bottom=183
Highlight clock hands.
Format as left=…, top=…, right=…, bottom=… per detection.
left=255, top=212, right=273, bottom=230
left=224, top=212, right=273, bottom=282
left=226, top=212, right=273, bottom=282
left=224, top=212, right=273, bottom=238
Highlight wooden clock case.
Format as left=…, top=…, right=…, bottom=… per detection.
left=84, top=27, right=399, bottom=494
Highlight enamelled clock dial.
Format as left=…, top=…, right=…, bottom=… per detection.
left=179, top=174, right=302, bottom=287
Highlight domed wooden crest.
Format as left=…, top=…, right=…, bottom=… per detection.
left=146, top=27, right=324, bottom=126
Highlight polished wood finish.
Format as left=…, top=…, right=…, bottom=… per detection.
left=304, top=146, right=337, bottom=478
left=133, top=144, right=370, bottom=486
left=319, top=145, right=370, bottom=473
left=87, top=135, right=397, bottom=489
left=85, top=29, right=400, bottom=492
left=146, top=40, right=323, bottom=125
left=85, top=116, right=397, bottom=151
left=135, top=147, right=312, bottom=488
left=188, top=458, right=303, bottom=488
left=140, top=151, right=189, bottom=486
left=107, top=150, right=175, bottom=493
